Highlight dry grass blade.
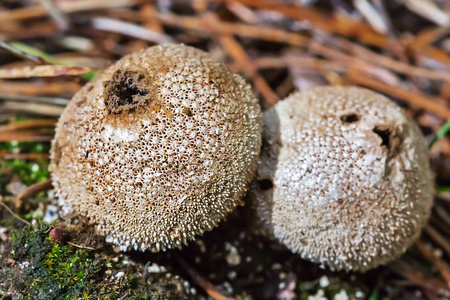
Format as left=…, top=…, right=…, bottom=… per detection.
left=156, top=13, right=310, bottom=47
left=212, top=0, right=392, bottom=48
left=192, top=13, right=278, bottom=106
left=323, top=37, right=450, bottom=80
left=434, top=203, right=450, bottom=231
left=226, top=2, right=258, bottom=24
left=0, top=131, right=54, bottom=142
left=0, top=152, right=50, bottom=160
left=66, top=241, right=96, bottom=250
left=177, top=256, right=234, bottom=300
left=213, top=0, right=450, bottom=64
left=38, top=0, right=70, bottom=31
left=411, top=44, right=450, bottom=66
left=415, top=241, right=450, bottom=288
left=255, top=56, right=400, bottom=85
left=217, top=34, right=279, bottom=107
left=92, top=17, right=174, bottom=44
left=16, top=179, right=53, bottom=208
left=370, top=0, right=396, bottom=38
left=347, top=70, right=450, bottom=119
left=0, top=0, right=147, bottom=22
left=0, top=119, right=56, bottom=132
left=0, top=197, right=31, bottom=226
left=403, top=0, right=449, bottom=27
left=424, top=226, right=450, bottom=257
left=1, top=21, right=59, bottom=41
left=413, top=26, right=449, bottom=47
left=353, top=0, right=388, bottom=34
left=0, top=94, right=69, bottom=106
left=389, top=259, right=449, bottom=292
left=157, top=13, right=450, bottom=82
left=140, top=4, right=164, bottom=33
left=0, top=80, right=81, bottom=96
left=1, top=102, right=64, bottom=117
left=0, top=65, right=92, bottom=79
left=0, top=41, right=44, bottom=64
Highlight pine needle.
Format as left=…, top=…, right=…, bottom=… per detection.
left=429, top=120, right=450, bottom=149
left=7, top=42, right=97, bottom=81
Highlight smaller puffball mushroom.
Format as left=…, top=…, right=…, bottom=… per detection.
left=49, top=44, right=262, bottom=251
left=251, top=86, right=434, bottom=272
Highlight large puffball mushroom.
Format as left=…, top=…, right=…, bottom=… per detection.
left=49, top=44, right=262, bottom=251
left=251, top=86, right=434, bottom=272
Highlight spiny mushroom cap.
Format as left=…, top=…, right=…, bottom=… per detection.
left=49, top=44, right=262, bottom=251
left=251, top=86, right=434, bottom=272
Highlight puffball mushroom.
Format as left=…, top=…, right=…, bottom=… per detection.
left=49, top=44, right=262, bottom=251
left=251, top=86, right=434, bottom=272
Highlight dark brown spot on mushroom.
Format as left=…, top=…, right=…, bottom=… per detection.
left=257, top=178, right=274, bottom=190
left=182, top=106, right=192, bottom=117
left=340, top=113, right=359, bottom=123
left=76, top=96, right=87, bottom=107
left=52, top=141, right=62, bottom=166
left=374, top=125, right=403, bottom=158
left=373, top=126, right=391, bottom=148
left=103, top=70, right=150, bottom=114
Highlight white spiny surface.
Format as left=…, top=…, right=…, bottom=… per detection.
left=50, top=44, right=262, bottom=252
left=252, top=86, right=434, bottom=271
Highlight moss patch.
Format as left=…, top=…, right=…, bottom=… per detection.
left=0, top=222, right=195, bottom=300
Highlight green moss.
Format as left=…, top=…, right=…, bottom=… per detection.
left=0, top=141, right=50, bottom=153
left=0, top=140, right=51, bottom=194
left=10, top=222, right=103, bottom=299
left=1, top=159, right=49, bottom=186
left=1, top=222, right=195, bottom=300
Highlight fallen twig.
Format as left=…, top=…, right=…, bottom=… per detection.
left=67, top=241, right=96, bottom=251
left=0, top=94, right=69, bottom=106
left=389, top=259, right=449, bottom=292
left=1, top=102, right=64, bottom=117
left=0, top=80, right=81, bottom=96
left=216, top=33, right=279, bottom=107
left=424, top=225, right=450, bottom=257
left=415, top=241, right=450, bottom=289
left=0, top=196, right=31, bottom=226
left=156, top=13, right=450, bottom=83
left=211, top=0, right=391, bottom=48
left=347, top=70, right=450, bottom=119
left=0, top=119, right=56, bottom=132
left=92, top=17, right=174, bottom=44
left=0, top=131, right=54, bottom=142
left=0, top=152, right=50, bottom=160
left=255, top=55, right=400, bottom=85
left=0, top=65, right=92, bottom=79
left=177, top=256, right=234, bottom=300
left=38, top=0, right=70, bottom=31
left=16, top=179, right=53, bottom=208
left=0, top=0, right=147, bottom=22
